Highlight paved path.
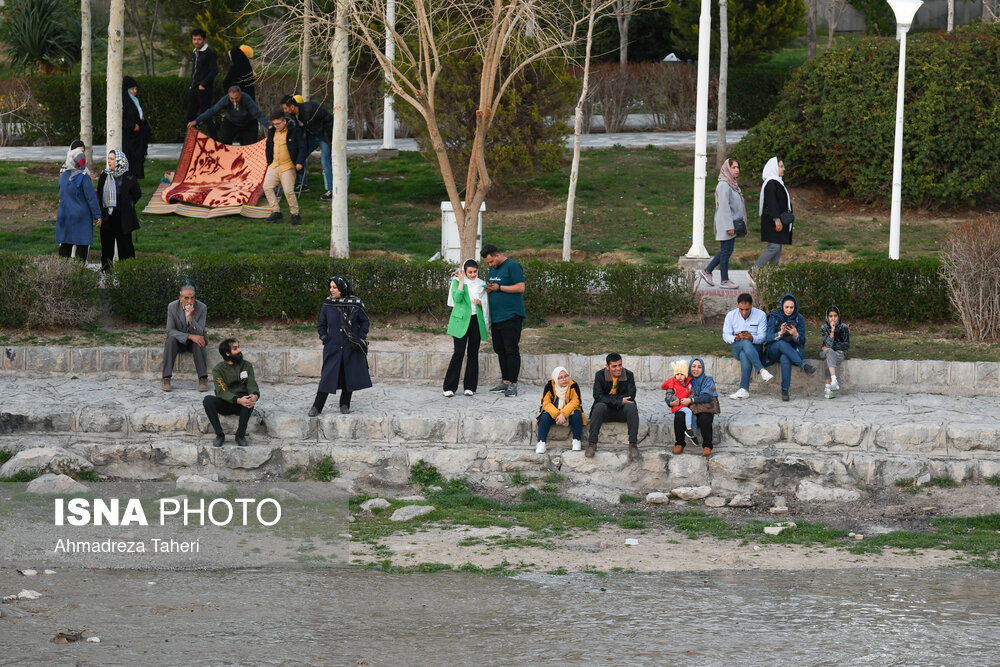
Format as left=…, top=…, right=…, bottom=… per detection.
left=0, top=131, right=748, bottom=162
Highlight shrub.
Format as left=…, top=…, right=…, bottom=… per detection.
left=106, top=256, right=188, bottom=326
left=754, top=257, right=952, bottom=323
left=408, top=459, right=445, bottom=488
left=0, top=253, right=100, bottom=328
left=940, top=217, right=1000, bottom=343
left=0, top=0, right=81, bottom=74
left=732, top=23, right=1000, bottom=207
left=668, top=0, right=806, bottom=65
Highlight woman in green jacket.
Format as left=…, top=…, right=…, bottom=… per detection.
left=443, top=259, right=489, bottom=397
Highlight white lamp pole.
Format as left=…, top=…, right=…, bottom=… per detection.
left=685, top=0, right=712, bottom=259
left=382, top=0, right=397, bottom=151
left=887, top=0, right=923, bottom=260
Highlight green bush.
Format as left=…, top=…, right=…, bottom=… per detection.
left=669, top=0, right=806, bottom=65
left=0, top=253, right=100, bottom=328
left=106, top=256, right=187, bottom=326
left=754, top=257, right=952, bottom=323
left=732, top=23, right=1000, bottom=206
left=726, top=65, right=794, bottom=128
left=0, top=0, right=81, bottom=74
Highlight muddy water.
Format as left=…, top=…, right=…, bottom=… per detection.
left=3, top=568, right=999, bottom=665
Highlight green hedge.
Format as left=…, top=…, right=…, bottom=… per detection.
left=732, top=23, right=1000, bottom=206
left=754, top=258, right=953, bottom=323
left=106, top=255, right=694, bottom=325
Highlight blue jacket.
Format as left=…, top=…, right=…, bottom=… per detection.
left=766, top=293, right=807, bottom=358
left=56, top=171, right=101, bottom=246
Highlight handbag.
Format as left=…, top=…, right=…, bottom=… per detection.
left=732, top=217, right=747, bottom=238
left=690, top=396, right=721, bottom=415
left=779, top=211, right=795, bottom=226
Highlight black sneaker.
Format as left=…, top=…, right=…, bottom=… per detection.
left=212, top=434, right=225, bottom=447
left=308, top=406, right=320, bottom=417
left=504, top=383, right=519, bottom=397
left=235, top=434, right=248, bottom=447
left=290, top=214, right=301, bottom=225
left=781, top=390, right=790, bottom=402
left=320, top=190, right=332, bottom=201
left=489, top=382, right=508, bottom=393
left=802, top=363, right=817, bottom=375
left=684, top=428, right=699, bottom=447
left=340, top=405, right=350, bottom=414
left=298, top=183, right=311, bottom=193
left=266, top=211, right=282, bottom=222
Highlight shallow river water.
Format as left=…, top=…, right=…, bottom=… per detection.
left=3, top=567, right=999, bottom=665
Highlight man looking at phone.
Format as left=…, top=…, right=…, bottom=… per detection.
left=162, top=285, right=208, bottom=392
left=480, top=243, right=525, bottom=397
left=722, top=292, right=772, bottom=399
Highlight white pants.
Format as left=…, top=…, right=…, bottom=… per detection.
left=262, top=166, right=299, bottom=215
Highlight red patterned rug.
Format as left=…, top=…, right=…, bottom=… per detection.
left=159, top=128, right=267, bottom=209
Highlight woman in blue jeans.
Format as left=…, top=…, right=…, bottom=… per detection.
left=535, top=366, right=586, bottom=454
left=700, top=158, right=745, bottom=290
left=765, top=293, right=816, bottom=401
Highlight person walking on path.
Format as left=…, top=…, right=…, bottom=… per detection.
left=481, top=244, right=526, bottom=397
left=765, top=293, right=816, bottom=401
left=700, top=158, right=745, bottom=289
left=752, top=156, right=793, bottom=277
left=587, top=353, right=640, bottom=461
left=56, top=142, right=101, bottom=262
left=161, top=285, right=208, bottom=393
left=535, top=366, right=586, bottom=454
left=121, top=76, right=150, bottom=179
left=723, top=292, right=773, bottom=399
left=443, top=259, right=489, bottom=397
left=188, top=86, right=267, bottom=146
left=309, top=276, right=372, bottom=416
left=222, top=45, right=256, bottom=101
left=96, top=149, right=141, bottom=272
left=262, top=109, right=305, bottom=224
left=204, top=338, right=258, bottom=447
left=186, top=29, right=219, bottom=136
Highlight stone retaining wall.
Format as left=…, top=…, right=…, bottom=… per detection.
left=5, top=345, right=998, bottom=396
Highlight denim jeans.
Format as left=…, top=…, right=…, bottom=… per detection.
left=731, top=339, right=765, bottom=390
left=537, top=410, right=584, bottom=442
left=303, top=135, right=332, bottom=191
left=765, top=339, right=805, bottom=391
left=705, top=237, right=735, bottom=281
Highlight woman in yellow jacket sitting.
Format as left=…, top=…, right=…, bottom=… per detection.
left=535, top=366, right=587, bottom=454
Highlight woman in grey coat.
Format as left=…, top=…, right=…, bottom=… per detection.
left=700, top=158, right=745, bottom=290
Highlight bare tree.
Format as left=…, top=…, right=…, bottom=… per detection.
left=302, top=0, right=312, bottom=98
left=81, top=0, right=93, bottom=166
left=715, top=0, right=729, bottom=170
left=564, top=0, right=600, bottom=261
left=806, top=0, right=816, bottom=59
left=329, top=0, right=350, bottom=258
left=822, top=0, right=849, bottom=49
left=948, top=0, right=954, bottom=32
left=613, top=0, right=639, bottom=65
left=107, top=0, right=125, bottom=152
left=124, top=0, right=161, bottom=75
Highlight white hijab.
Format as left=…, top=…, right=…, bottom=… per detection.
left=446, top=263, right=490, bottom=326
left=551, top=366, right=570, bottom=407
left=758, top=156, right=792, bottom=217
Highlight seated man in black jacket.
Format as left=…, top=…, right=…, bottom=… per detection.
left=188, top=86, right=267, bottom=146
left=587, top=353, right=640, bottom=461
left=262, top=109, right=306, bottom=224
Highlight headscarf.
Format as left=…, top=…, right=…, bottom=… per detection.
left=325, top=276, right=366, bottom=308
left=758, top=156, right=792, bottom=217
left=123, top=76, right=143, bottom=120
left=102, top=150, right=129, bottom=214
left=719, top=159, right=747, bottom=222
left=687, top=356, right=717, bottom=398
left=446, top=259, right=490, bottom=326
left=60, top=147, right=87, bottom=178
left=551, top=366, right=570, bottom=408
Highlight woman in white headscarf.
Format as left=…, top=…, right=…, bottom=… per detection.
left=96, top=149, right=142, bottom=272
left=753, top=156, right=793, bottom=272
left=535, top=366, right=586, bottom=454
left=56, top=141, right=101, bottom=262
left=443, top=259, right=489, bottom=397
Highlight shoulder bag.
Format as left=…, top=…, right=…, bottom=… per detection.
left=779, top=211, right=795, bottom=226
left=732, top=217, right=747, bottom=238
left=690, top=397, right=721, bottom=415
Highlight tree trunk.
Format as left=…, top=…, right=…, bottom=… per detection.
left=302, top=0, right=312, bottom=99
left=564, top=0, right=598, bottom=262
left=806, top=0, right=817, bottom=59
left=124, top=0, right=150, bottom=75
left=948, top=0, right=954, bottom=32
left=80, top=0, right=93, bottom=167
left=618, top=14, right=631, bottom=65
left=715, top=0, right=728, bottom=170
left=106, top=0, right=125, bottom=152
left=329, top=0, right=350, bottom=258
left=826, top=3, right=836, bottom=49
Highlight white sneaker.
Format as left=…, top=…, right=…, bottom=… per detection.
left=759, top=369, right=773, bottom=383
left=830, top=376, right=839, bottom=391
left=443, top=390, right=455, bottom=397
left=729, top=388, right=750, bottom=399
left=572, top=439, right=582, bottom=451
left=535, top=441, right=547, bottom=454
left=464, top=389, right=475, bottom=396
left=825, top=385, right=834, bottom=399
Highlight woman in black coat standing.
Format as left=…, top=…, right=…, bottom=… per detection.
left=222, top=46, right=256, bottom=101
left=96, top=149, right=142, bottom=272
left=752, top=156, right=793, bottom=274
left=309, top=276, right=372, bottom=416
left=122, top=76, right=151, bottom=179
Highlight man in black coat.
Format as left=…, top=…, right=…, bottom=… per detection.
left=587, top=353, right=640, bottom=461
left=280, top=95, right=334, bottom=200
left=186, top=29, right=219, bottom=136
left=188, top=86, right=268, bottom=146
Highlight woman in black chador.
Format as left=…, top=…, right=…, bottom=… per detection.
left=121, top=76, right=151, bottom=178
left=309, top=276, right=372, bottom=416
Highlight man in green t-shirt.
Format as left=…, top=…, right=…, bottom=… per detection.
left=203, top=338, right=260, bottom=447
left=481, top=243, right=526, bottom=397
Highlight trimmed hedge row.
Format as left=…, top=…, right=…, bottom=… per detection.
left=106, top=255, right=695, bottom=326
left=754, top=258, right=953, bottom=323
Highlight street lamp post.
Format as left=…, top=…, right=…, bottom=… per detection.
left=685, top=0, right=712, bottom=260
left=381, top=0, right=397, bottom=154
left=887, top=0, right=923, bottom=260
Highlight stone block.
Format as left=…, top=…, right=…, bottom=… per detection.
left=426, top=353, right=451, bottom=383
left=725, top=415, right=783, bottom=447
left=647, top=356, right=667, bottom=384
left=80, top=443, right=154, bottom=466
left=790, top=421, right=834, bottom=449
left=0, top=409, right=74, bottom=433
left=927, top=459, right=975, bottom=483
left=390, top=416, right=457, bottom=443
left=286, top=348, right=322, bottom=378
left=976, top=362, right=999, bottom=388
left=831, top=421, right=866, bottom=448
left=519, top=354, right=542, bottom=383
left=566, top=355, right=595, bottom=385
left=69, top=348, right=100, bottom=374
left=77, top=406, right=126, bottom=432
left=872, top=423, right=945, bottom=453
left=100, top=347, right=128, bottom=373
left=176, top=474, right=229, bottom=495
left=252, top=349, right=286, bottom=381
left=976, top=460, right=1000, bottom=479
left=670, top=485, right=712, bottom=500
left=667, top=455, right=709, bottom=486
left=949, top=362, right=976, bottom=392
left=620, top=355, right=647, bottom=382
left=406, top=352, right=429, bottom=379
left=1, top=346, right=25, bottom=371
left=223, top=445, right=274, bottom=470
left=408, top=448, right=479, bottom=478
left=26, top=347, right=67, bottom=373
left=374, top=352, right=405, bottom=380
left=461, top=416, right=531, bottom=445
left=264, top=412, right=312, bottom=440
left=918, top=360, right=950, bottom=387
left=321, top=414, right=387, bottom=442
left=27, top=474, right=90, bottom=495
left=845, top=359, right=894, bottom=389
left=895, top=360, right=917, bottom=386
left=131, top=407, right=192, bottom=433
left=129, top=348, right=150, bottom=374
left=0, top=447, right=92, bottom=478
left=947, top=424, right=1000, bottom=452
left=153, top=443, right=200, bottom=467
left=709, top=453, right=769, bottom=481
left=591, top=421, right=649, bottom=446
left=796, top=480, right=861, bottom=502
left=713, top=357, right=742, bottom=389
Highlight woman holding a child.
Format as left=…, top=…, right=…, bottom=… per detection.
left=669, top=357, right=718, bottom=457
